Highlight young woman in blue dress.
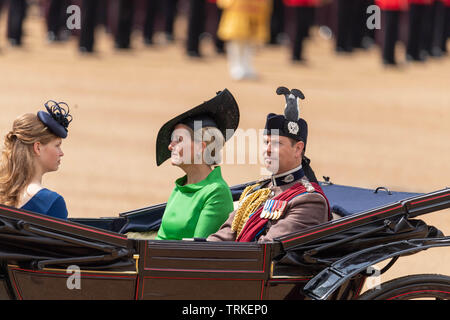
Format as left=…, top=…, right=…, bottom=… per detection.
left=0, top=101, right=73, bottom=219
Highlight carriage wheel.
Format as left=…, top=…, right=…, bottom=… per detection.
left=358, top=274, right=450, bottom=300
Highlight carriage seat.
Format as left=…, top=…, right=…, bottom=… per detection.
left=319, top=182, right=423, bottom=218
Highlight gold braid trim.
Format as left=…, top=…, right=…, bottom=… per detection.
left=231, top=184, right=271, bottom=237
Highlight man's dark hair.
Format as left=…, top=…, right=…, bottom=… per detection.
left=287, top=137, right=318, bottom=183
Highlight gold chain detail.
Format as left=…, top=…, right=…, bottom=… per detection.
left=231, top=184, right=271, bottom=237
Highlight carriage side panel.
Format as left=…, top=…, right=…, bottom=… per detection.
left=137, top=240, right=272, bottom=300
left=7, top=266, right=137, bottom=300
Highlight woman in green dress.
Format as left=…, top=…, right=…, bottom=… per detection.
left=154, top=89, right=240, bottom=240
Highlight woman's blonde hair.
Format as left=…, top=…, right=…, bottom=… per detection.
left=0, top=113, right=58, bottom=207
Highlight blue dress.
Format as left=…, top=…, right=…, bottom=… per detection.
left=21, top=188, right=68, bottom=219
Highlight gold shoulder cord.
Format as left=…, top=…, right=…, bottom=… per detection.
left=231, top=184, right=271, bottom=237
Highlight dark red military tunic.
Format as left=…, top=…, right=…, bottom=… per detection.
left=208, top=177, right=330, bottom=242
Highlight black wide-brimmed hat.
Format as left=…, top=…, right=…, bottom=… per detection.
left=156, top=89, right=240, bottom=166
left=37, top=100, right=73, bottom=138
left=264, top=86, right=308, bottom=146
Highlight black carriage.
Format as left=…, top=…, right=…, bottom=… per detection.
left=0, top=179, right=449, bottom=300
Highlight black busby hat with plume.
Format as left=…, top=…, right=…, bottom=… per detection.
left=264, top=86, right=318, bottom=183
left=264, top=86, right=308, bottom=146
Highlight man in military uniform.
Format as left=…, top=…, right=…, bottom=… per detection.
left=208, top=87, right=330, bottom=243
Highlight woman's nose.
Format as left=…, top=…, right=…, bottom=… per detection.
left=168, top=141, right=175, bottom=151
left=265, top=143, right=271, bottom=155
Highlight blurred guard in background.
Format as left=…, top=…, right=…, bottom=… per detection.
left=186, top=0, right=227, bottom=57
left=143, top=0, right=181, bottom=45
left=115, top=0, right=135, bottom=49
left=335, top=0, right=356, bottom=52
left=269, top=0, right=285, bottom=45
left=186, top=0, right=206, bottom=57
left=335, top=0, right=374, bottom=53
left=143, top=0, right=180, bottom=45
left=79, top=0, right=100, bottom=53
left=164, top=0, right=179, bottom=42
left=217, top=0, right=272, bottom=80
left=284, top=0, right=318, bottom=62
left=406, top=0, right=433, bottom=61
left=0, top=0, right=3, bottom=48
left=354, top=0, right=376, bottom=50
left=429, top=0, right=449, bottom=57
left=442, top=0, right=450, bottom=54
left=376, top=0, right=408, bottom=65
left=209, top=0, right=226, bottom=54
left=46, top=0, right=69, bottom=42
left=143, top=0, right=161, bottom=45
left=7, top=0, right=27, bottom=47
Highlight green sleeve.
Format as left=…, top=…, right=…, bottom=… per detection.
left=155, top=225, right=166, bottom=240
left=193, top=185, right=234, bottom=238
left=155, top=188, right=176, bottom=240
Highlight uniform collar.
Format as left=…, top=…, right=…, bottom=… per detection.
left=271, top=164, right=304, bottom=187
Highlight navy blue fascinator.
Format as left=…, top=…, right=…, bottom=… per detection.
left=37, top=101, right=73, bottom=138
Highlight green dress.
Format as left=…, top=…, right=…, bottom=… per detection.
left=155, top=166, right=234, bottom=240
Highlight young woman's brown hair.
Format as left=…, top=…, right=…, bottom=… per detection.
left=0, top=101, right=72, bottom=219
left=0, top=113, right=57, bottom=207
